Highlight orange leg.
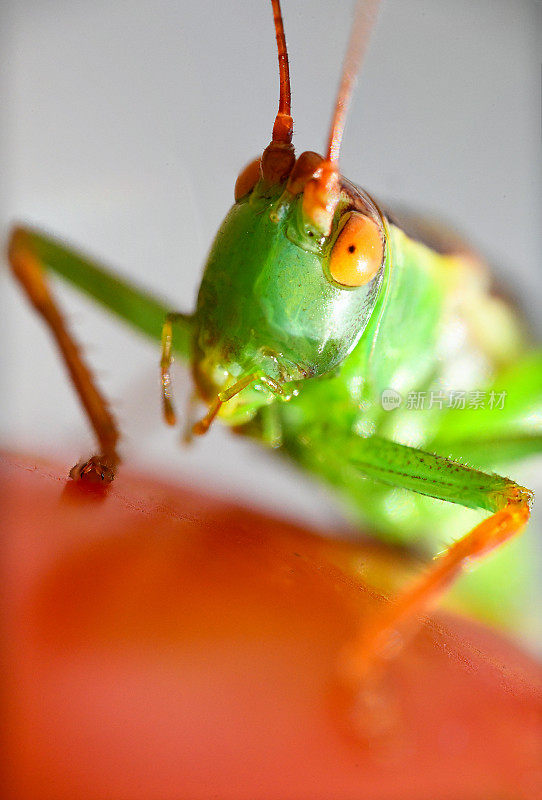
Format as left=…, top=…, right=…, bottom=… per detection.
left=8, top=228, right=120, bottom=483
left=340, top=486, right=531, bottom=690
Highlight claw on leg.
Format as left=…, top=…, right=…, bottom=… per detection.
left=69, top=455, right=117, bottom=484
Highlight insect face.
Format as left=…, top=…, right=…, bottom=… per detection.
left=192, top=152, right=387, bottom=422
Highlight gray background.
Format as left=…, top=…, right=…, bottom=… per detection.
left=2, top=1, right=541, bottom=540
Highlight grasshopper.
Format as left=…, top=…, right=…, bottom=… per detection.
left=7, top=0, right=541, bottom=686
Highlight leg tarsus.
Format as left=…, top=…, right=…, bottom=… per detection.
left=70, top=454, right=117, bottom=484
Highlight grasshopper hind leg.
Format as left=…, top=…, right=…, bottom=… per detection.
left=341, top=486, right=531, bottom=693
left=287, top=430, right=534, bottom=697
left=8, top=227, right=120, bottom=484
left=341, top=441, right=532, bottom=693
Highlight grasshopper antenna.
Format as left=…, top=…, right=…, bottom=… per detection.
left=303, top=0, right=381, bottom=235
left=326, top=0, right=380, bottom=166
left=261, top=0, right=296, bottom=184
left=270, top=0, right=293, bottom=144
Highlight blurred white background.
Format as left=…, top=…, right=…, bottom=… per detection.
left=1, top=0, right=541, bottom=536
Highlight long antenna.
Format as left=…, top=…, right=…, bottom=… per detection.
left=270, top=0, right=293, bottom=143
left=326, top=0, right=380, bottom=165
left=302, top=0, right=380, bottom=234
left=261, top=0, right=295, bottom=184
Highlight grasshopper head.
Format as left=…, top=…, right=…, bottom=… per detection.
left=188, top=0, right=385, bottom=431
left=191, top=150, right=387, bottom=427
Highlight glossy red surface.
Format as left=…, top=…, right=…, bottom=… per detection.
left=3, top=453, right=541, bottom=799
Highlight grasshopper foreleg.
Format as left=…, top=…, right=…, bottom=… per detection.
left=160, top=312, right=189, bottom=427
left=8, top=227, right=120, bottom=483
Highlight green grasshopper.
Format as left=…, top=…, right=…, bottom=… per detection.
left=7, top=0, right=541, bottom=684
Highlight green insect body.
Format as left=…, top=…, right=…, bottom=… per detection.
left=8, top=0, right=541, bottom=639
left=189, top=179, right=539, bottom=619
left=193, top=179, right=532, bottom=511
left=277, top=222, right=532, bottom=537
left=14, top=176, right=539, bottom=624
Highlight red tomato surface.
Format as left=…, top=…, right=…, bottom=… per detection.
left=2, top=453, right=542, bottom=800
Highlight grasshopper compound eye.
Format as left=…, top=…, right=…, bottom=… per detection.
left=234, top=157, right=262, bottom=201
left=329, top=211, right=384, bottom=288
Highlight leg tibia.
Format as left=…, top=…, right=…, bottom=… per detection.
left=160, top=312, right=182, bottom=426
left=341, top=484, right=531, bottom=688
left=8, top=227, right=120, bottom=481
left=288, top=431, right=534, bottom=688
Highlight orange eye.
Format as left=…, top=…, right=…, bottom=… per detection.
left=234, top=157, right=261, bottom=201
left=329, top=212, right=384, bottom=288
